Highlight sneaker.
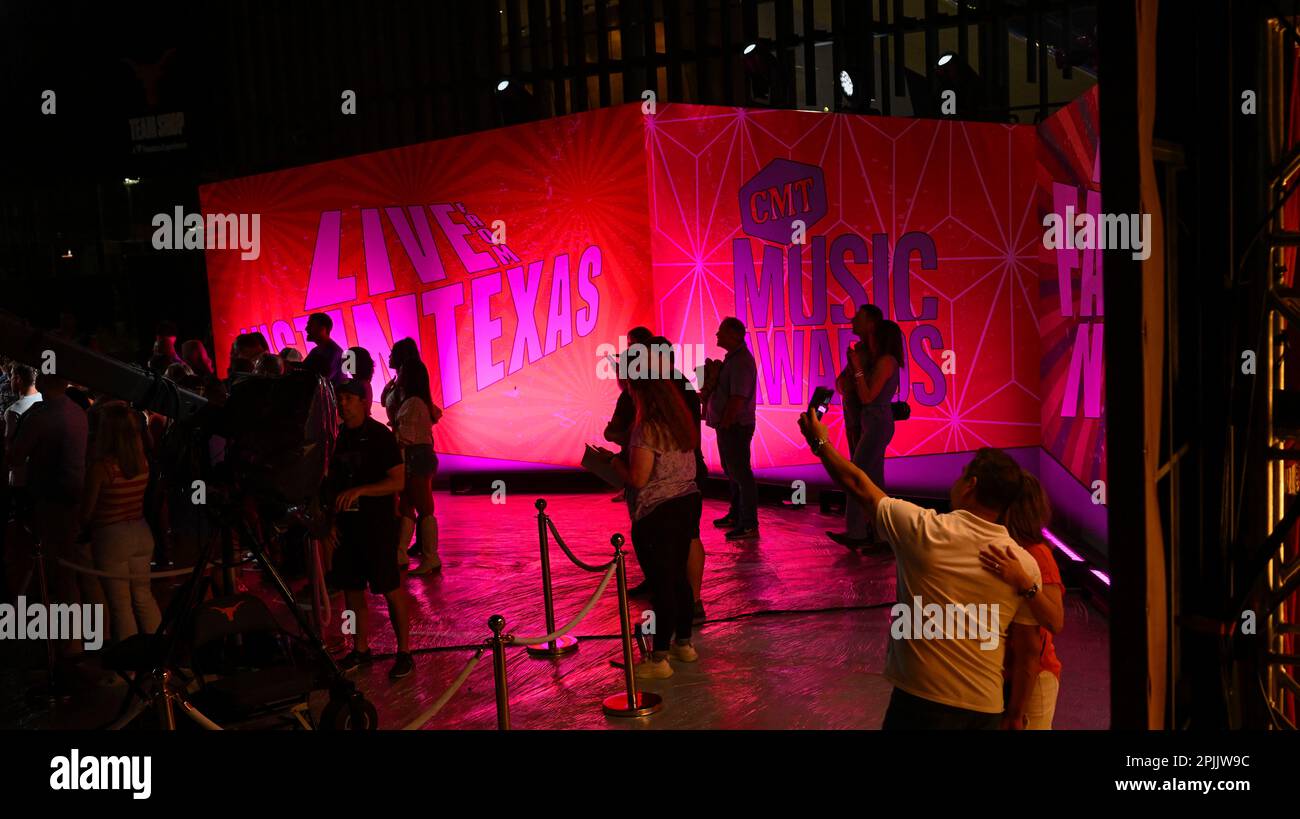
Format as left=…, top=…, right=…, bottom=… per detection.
left=338, top=649, right=373, bottom=671
left=692, top=600, right=706, bottom=625
left=388, top=651, right=415, bottom=680
left=669, top=642, right=698, bottom=663
left=711, top=515, right=736, bottom=529
left=634, top=657, right=673, bottom=679
left=725, top=526, right=759, bottom=541
left=409, top=556, right=442, bottom=576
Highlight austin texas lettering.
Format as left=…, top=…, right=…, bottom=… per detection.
left=236, top=202, right=601, bottom=408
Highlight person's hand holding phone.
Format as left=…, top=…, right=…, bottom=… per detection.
left=798, top=410, right=830, bottom=449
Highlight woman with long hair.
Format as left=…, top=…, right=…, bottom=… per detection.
left=381, top=337, right=421, bottom=425
left=607, top=353, right=702, bottom=678
left=81, top=401, right=162, bottom=642
left=181, top=339, right=214, bottom=381
left=830, top=319, right=903, bottom=550
left=389, top=352, right=443, bottom=575
left=979, top=471, right=1065, bottom=729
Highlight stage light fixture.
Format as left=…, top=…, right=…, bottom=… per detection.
left=123, top=177, right=141, bottom=186
left=494, top=78, right=540, bottom=126
left=61, top=248, right=74, bottom=259
left=937, top=51, right=956, bottom=67
left=742, top=40, right=781, bottom=106
left=839, top=70, right=854, bottom=97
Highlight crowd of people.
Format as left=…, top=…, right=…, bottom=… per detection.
left=1, top=305, right=1069, bottom=727
left=0, top=313, right=444, bottom=682
left=597, top=309, right=1067, bottom=728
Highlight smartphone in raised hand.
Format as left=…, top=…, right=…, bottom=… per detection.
left=809, top=386, right=835, bottom=420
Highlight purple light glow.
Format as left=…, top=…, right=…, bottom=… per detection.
left=1041, top=526, right=1085, bottom=562
left=1090, top=569, right=1111, bottom=586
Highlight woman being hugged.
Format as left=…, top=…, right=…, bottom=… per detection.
left=979, top=471, right=1065, bottom=729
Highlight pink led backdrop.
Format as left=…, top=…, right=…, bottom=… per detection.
left=646, top=105, right=1043, bottom=471
left=202, top=100, right=1101, bottom=479
left=201, top=105, right=653, bottom=468
left=1036, top=86, right=1105, bottom=491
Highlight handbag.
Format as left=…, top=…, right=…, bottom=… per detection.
left=891, top=401, right=911, bottom=421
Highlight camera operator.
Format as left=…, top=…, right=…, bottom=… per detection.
left=324, top=379, right=414, bottom=680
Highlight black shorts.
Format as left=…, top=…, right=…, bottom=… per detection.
left=404, top=444, right=437, bottom=478
left=328, top=513, right=399, bottom=595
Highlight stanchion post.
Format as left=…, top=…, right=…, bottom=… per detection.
left=154, top=669, right=177, bottom=730
left=527, top=499, right=578, bottom=657
left=488, top=615, right=511, bottom=730
left=601, top=533, right=663, bottom=718
left=24, top=537, right=71, bottom=708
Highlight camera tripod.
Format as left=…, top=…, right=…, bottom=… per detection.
left=106, top=490, right=377, bottom=730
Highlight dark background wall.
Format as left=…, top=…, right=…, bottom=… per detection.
left=0, top=0, right=1094, bottom=361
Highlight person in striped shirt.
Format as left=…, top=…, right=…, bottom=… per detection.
left=81, top=401, right=161, bottom=643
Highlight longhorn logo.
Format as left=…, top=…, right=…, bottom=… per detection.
left=211, top=601, right=245, bottom=622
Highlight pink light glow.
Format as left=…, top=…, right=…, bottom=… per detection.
left=1041, top=527, right=1084, bottom=562
left=1090, top=569, right=1111, bottom=586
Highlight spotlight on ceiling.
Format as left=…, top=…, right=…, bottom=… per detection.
left=937, top=51, right=956, bottom=67
left=839, top=70, right=854, bottom=97
left=742, top=40, right=784, bottom=105
left=493, top=79, right=540, bottom=126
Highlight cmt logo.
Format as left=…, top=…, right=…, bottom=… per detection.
left=740, top=158, right=827, bottom=245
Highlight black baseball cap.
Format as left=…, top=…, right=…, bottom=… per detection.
left=336, top=378, right=369, bottom=400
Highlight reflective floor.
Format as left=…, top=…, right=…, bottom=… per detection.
left=1, top=490, right=1110, bottom=730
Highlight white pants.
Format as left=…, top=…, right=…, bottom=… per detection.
left=92, top=519, right=162, bottom=642
left=1024, top=670, right=1060, bottom=730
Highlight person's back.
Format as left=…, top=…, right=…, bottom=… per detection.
left=304, top=337, right=343, bottom=385
left=17, top=390, right=88, bottom=502
left=876, top=497, right=1041, bottom=714
left=89, top=460, right=149, bottom=528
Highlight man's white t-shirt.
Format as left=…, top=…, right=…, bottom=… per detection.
left=875, top=496, right=1042, bottom=714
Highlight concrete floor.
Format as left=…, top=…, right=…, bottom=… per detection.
left=1, top=490, right=1110, bottom=730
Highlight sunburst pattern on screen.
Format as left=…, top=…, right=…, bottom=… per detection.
left=644, top=104, right=1042, bottom=471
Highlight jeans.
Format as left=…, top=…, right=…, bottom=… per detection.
left=630, top=493, right=698, bottom=652
left=881, top=687, right=1001, bottom=730
left=845, top=406, right=893, bottom=539
left=91, top=518, right=162, bottom=642
left=1025, top=670, right=1060, bottom=730
left=715, top=424, right=757, bottom=529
